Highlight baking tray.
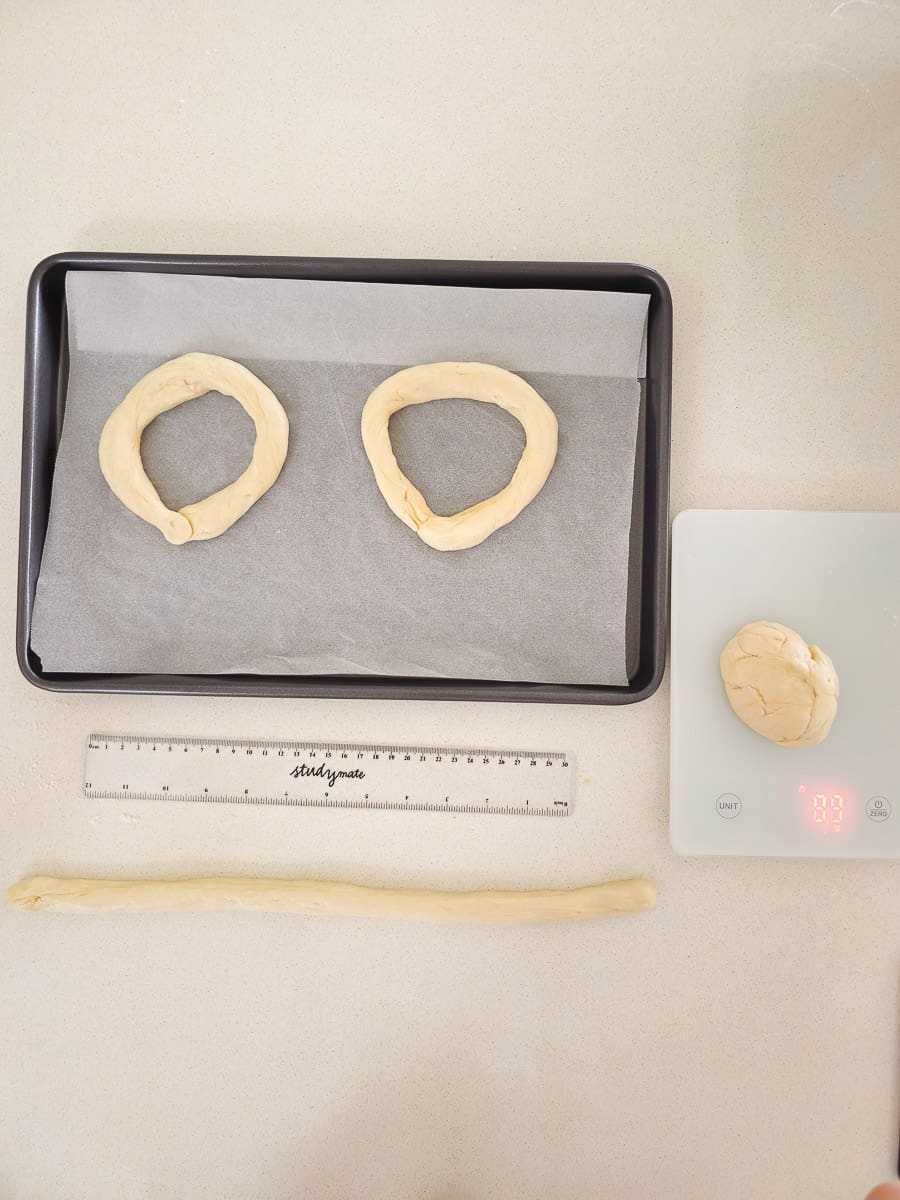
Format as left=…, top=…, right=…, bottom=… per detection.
left=17, top=253, right=672, bottom=704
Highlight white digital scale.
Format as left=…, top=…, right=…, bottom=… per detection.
left=670, top=510, right=900, bottom=858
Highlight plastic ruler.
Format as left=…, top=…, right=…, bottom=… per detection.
left=84, top=734, right=574, bottom=817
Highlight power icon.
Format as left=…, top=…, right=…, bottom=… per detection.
left=866, top=796, right=892, bottom=822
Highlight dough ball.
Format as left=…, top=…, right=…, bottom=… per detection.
left=719, top=621, right=839, bottom=747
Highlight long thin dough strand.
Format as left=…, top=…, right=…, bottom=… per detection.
left=8, top=875, right=656, bottom=924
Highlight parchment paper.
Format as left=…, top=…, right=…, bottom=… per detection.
left=31, top=273, right=649, bottom=684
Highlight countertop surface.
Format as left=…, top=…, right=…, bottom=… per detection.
left=2, top=2, right=899, bottom=1197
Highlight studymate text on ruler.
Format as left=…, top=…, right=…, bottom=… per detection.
left=85, top=735, right=575, bottom=817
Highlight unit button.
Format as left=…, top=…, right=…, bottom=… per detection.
left=715, top=793, right=742, bottom=819
left=866, top=796, right=892, bottom=822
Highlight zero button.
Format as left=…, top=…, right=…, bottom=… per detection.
left=866, top=796, right=892, bottom=822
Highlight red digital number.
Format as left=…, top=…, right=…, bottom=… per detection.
left=813, top=792, right=843, bottom=832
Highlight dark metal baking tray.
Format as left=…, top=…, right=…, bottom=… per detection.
left=17, top=253, right=672, bottom=704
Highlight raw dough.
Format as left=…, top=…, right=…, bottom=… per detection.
left=7, top=875, right=656, bottom=923
left=98, top=352, right=289, bottom=544
left=361, top=361, right=558, bottom=551
left=720, top=620, right=839, bottom=747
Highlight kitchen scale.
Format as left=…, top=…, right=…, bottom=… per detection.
left=670, top=510, right=900, bottom=857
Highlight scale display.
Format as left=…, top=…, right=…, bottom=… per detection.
left=670, top=511, right=900, bottom=858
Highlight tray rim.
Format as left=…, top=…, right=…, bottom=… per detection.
left=17, top=252, right=672, bottom=705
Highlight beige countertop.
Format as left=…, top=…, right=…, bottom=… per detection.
left=1, top=2, right=899, bottom=1197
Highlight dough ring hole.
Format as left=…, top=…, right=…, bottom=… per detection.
left=389, top=396, right=525, bottom=516
left=98, top=352, right=290, bottom=544
left=361, top=362, right=559, bottom=552
left=141, top=392, right=254, bottom=512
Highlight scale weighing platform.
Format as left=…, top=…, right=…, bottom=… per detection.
left=670, top=510, right=900, bottom=858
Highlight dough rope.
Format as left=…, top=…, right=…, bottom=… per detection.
left=98, top=352, right=290, bottom=544
left=7, top=875, right=657, bottom=923
left=361, top=362, right=559, bottom=552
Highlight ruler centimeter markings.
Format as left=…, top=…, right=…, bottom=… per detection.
left=84, top=734, right=574, bottom=817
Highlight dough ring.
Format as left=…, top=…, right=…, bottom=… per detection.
left=361, top=362, right=559, bottom=551
left=98, top=352, right=290, bottom=544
